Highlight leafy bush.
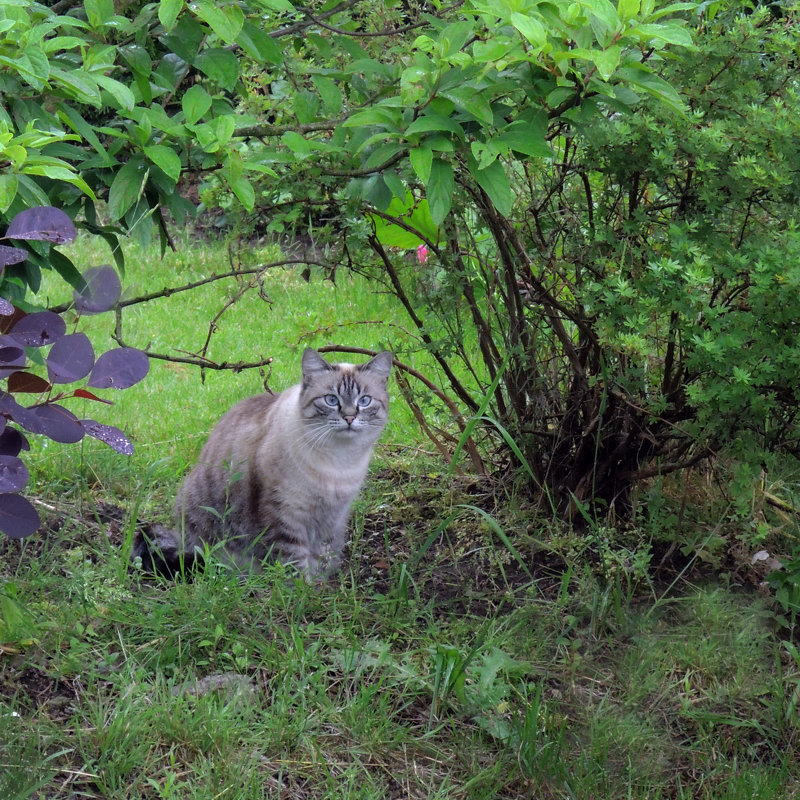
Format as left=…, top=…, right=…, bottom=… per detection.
left=3, top=0, right=799, bottom=521
left=0, top=207, right=148, bottom=539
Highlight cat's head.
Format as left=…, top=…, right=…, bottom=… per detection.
left=299, top=349, right=392, bottom=443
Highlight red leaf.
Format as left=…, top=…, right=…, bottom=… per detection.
left=73, top=389, right=114, bottom=405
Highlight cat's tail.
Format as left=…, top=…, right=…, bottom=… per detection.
left=132, top=523, right=204, bottom=579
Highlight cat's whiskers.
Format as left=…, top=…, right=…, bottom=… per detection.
left=297, top=420, right=336, bottom=452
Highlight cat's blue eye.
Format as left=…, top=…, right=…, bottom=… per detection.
left=324, top=394, right=339, bottom=407
left=358, top=395, right=372, bottom=408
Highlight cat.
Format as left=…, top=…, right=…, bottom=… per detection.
left=133, top=348, right=392, bottom=579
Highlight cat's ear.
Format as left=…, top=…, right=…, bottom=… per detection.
left=302, top=349, right=333, bottom=378
left=360, top=350, right=393, bottom=381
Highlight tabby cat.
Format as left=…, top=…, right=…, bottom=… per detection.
left=134, top=349, right=392, bottom=578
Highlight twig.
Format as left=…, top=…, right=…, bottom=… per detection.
left=394, top=370, right=463, bottom=473
left=269, top=0, right=361, bottom=38
left=366, top=206, right=442, bottom=256
left=50, top=258, right=328, bottom=315
left=367, top=236, right=479, bottom=413
left=295, top=4, right=434, bottom=37
left=233, top=119, right=343, bottom=138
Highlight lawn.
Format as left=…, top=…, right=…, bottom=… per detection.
left=1, top=236, right=799, bottom=799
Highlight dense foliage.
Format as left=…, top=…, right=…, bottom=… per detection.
left=1, top=0, right=799, bottom=523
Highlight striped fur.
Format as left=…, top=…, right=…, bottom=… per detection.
left=136, top=349, right=391, bottom=578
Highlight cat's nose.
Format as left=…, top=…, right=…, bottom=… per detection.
left=342, top=414, right=356, bottom=426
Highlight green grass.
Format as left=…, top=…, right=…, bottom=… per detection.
left=1, top=236, right=799, bottom=798
left=25, top=233, right=435, bottom=510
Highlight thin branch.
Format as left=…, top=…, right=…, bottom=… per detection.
left=366, top=206, right=442, bottom=256
left=394, top=371, right=464, bottom=474
left=322, top=149, right=407, bottom=178
left=295, top=4, right=434, bottom=37
left=269, top=0, right=361, bottom=38
left=367, top=235, right=479, bottom=412
left=50, top=258, right=328, bottom=315
left=234, top=120, right=342, bottom=139
left=198, top=271, right=273, bottom=381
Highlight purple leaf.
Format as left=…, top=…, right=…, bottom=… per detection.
left=8, top=311, right=66, bottom=347
left=31, top=403, right=84, bottom=443
left=74, top=266, right=122, bottom=315
left=80, top=419, right=135, bottom=455
left=0, top=427, right=29, bottom=457
left=0, top=298, right=14, bottom=316
left=0, top=343, right=26, bottom=381
left=0, top=455, right=29, bottom=492
left=0, top=492, right=40, bottom=539
left=0, top=244, right=28, bottom=268
left=46, top=333, right=95, bottom=384
left=0, top=345, right=26, bottom=365
left=5, top=206, right=77, bottom=244
left=87, top=348, right=149, bottom=390
left=0, top=392, right=44, bottom=434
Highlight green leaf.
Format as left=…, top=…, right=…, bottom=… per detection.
left=369, top=193, right=438, bottom=247
left=229, top=176, right=255, bottom=210
left=48, top=67, right=101, bottom=106
left=195, top=48, right=239, bottom=91
left=427, top=158, right=454, bottom=225
left=510, top=12, right=547, bottom=48
left=294, top=90, right=320, bottom=124
left=0, top=55, right=45, bottom=92
left=84, top=0, right=114, bottom=28
left=21, top=165, right=96, bottom=198
left=281, top=131, right=312, bottom=157
left=580, top=0, right=621, bottom=31
left=406, top=113, right=464, bottom=138
left=343, top=106, right=402, bottom=129
left=312, top=75, right=342, bottom=114
left=211, top=115, right=236, bottom=147
left=182, top=84, right=212, bottom=124
left=633, top=22, right=694, bottom=48
left=16, top=175, right=49, bottom=207
left=617, top=65, right=686, bottom=113
left=469, top=157, right=513, bottom=217
left=158, top=0, right=183, bottom=31
left=94, top=74, right=135, bottom=111
left=409, top=146, right=433, bottom=183
left=440, top=87, right=494, bottom=126
left=383, top=171, right=405, bottom=201
left=58, top=105, right=111, bottom=163
left=236, top=22, right=283, bottom=65
left=191, top=0, right=244, bottom=44
left=119, top=44, right=151, bottom=76
left=617, top=0, right=640, bottom=21
left=253, top=0, right=295, bottom=11
left=592, top=44, right=622, bottom=80
left=497, top=121, right=553, bottom=159
left=144, top=145, right=181, bottom=182
left=0, top=174, right=18, bottom=213
left=401, top=65, right=432, bottom=106
left=361, top=174, right=393, bottom=211
left=22, top=45, right=49, bottom=83
left=108, top=158, right=148, bottom=221
left=161, top=15, right=205, bottom=63
left=49, top=249, right=86, bottom=292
